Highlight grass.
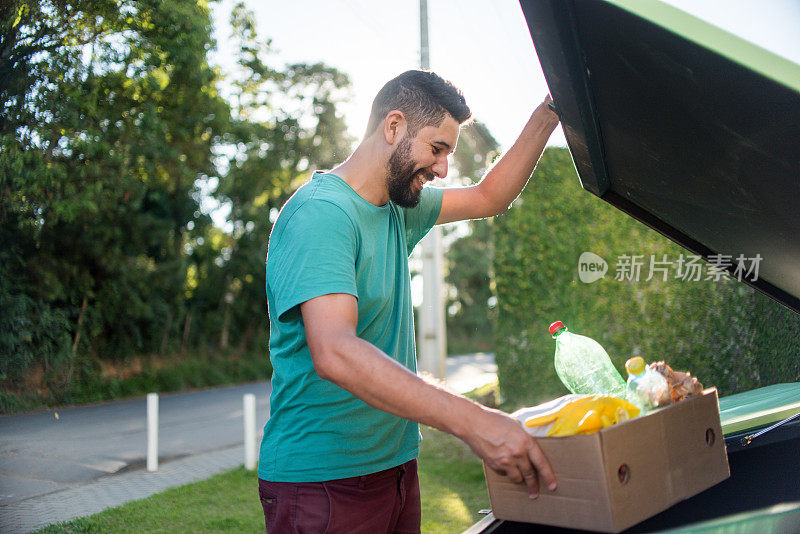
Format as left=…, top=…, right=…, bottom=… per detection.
left=418, top=427, right=490, bottom=532
left=36, top=426, right=489, bottom=533
left=35, top=466, right=263, bottom=533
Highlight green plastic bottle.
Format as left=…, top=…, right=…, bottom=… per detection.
left=549, top=321, right=626, bottom=398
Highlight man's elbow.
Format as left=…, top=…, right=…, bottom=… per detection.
left=490, top=202, right=511, bottom=217
left=310, top=347, right=337, bottom=381
left=309, top=338, right=350, bottom=383
left=481, top=199, right=510, bottom=219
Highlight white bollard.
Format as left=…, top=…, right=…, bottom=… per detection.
left=147, top=393, right=159, bottom=472
left=243, top=393, right=256, bottom=470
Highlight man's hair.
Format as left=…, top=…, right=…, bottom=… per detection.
left=365, top=70, right=472, bottom=138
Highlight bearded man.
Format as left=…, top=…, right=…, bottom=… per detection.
left=259, top=70, right=560, bottom=533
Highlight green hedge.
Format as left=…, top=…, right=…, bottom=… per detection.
left=0, top=351, right=272, bottom=414
left=492, top=148, right=800, bottom=407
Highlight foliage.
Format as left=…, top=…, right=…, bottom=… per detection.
left=35, top=427, right=487, bottom=534
left=445, top=218, right=495, bottom=354
left=444, top=122, right=500, bottom=355
left=0, top=348, right=271, bottom=413
left=69, top=351, right=270, bottom=407
left=492, top=147, right=800, bottom=407
left=2, top=0, right=227, bottom=389
left=1, top=1, right=352, bottom=410
left=751, top=291, right=800, bottom=385
left=190, top=4, right=354, bottom=360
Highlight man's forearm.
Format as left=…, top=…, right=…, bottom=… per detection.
left=477, top=100, right=559, bottom=215
left=314, top=331, right=484, bottom=439
left=314, top=331, right=557, bottom=496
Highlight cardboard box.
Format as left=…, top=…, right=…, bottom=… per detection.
left=484, top=388, right=730, bottom=533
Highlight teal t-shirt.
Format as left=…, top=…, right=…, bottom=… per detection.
left=258, top=171, right=443, bottom=482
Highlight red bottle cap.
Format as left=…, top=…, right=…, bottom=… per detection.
left=549, top=321, right=565, bottom=336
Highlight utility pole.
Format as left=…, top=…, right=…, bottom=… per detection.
left=418, top=0, right=447, bottom=380
left=420, top=0, right=430, bottom=69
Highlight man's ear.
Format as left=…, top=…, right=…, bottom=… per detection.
left=383, top=110, right=406, bottom=145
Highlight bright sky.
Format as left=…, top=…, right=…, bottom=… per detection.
left=210, top=0, right=800, bottom=155
left=210, top=0, right=565, bottom=152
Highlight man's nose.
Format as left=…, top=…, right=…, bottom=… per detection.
left=432, top=157, right=448, bottom=179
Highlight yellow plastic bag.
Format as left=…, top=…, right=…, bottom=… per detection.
left=513, top=395, right=640, bottom=437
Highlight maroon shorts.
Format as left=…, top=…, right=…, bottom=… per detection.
left=258, top=459, right=421, bottom=533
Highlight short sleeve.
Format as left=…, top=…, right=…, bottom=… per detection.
left=267, top=200, right=358, bottom=323
left=402, top=186, right=444, bottom=255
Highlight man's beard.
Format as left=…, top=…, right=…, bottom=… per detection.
left=386, top=136, right=429, bottom=208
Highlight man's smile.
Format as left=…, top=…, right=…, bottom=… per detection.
left=415, top=169, right=434, bottom=189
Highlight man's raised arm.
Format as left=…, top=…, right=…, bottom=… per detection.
left=301, top=292, right=557, bottom=498
left=436, top=95, right=560, bottom=225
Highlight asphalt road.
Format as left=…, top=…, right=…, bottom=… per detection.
left=0, top=381, right=271, bottom=506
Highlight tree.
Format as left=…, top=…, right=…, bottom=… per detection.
left=1, top=0, right=356, bottom=408
left=1, top=0, right=123, bottom=385
left=187, top=3, right=354, bottom=357
left=1, top=0, right=229, bottom=397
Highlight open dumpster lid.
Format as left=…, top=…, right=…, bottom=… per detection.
left=519, top=0, right=800, bottom=313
